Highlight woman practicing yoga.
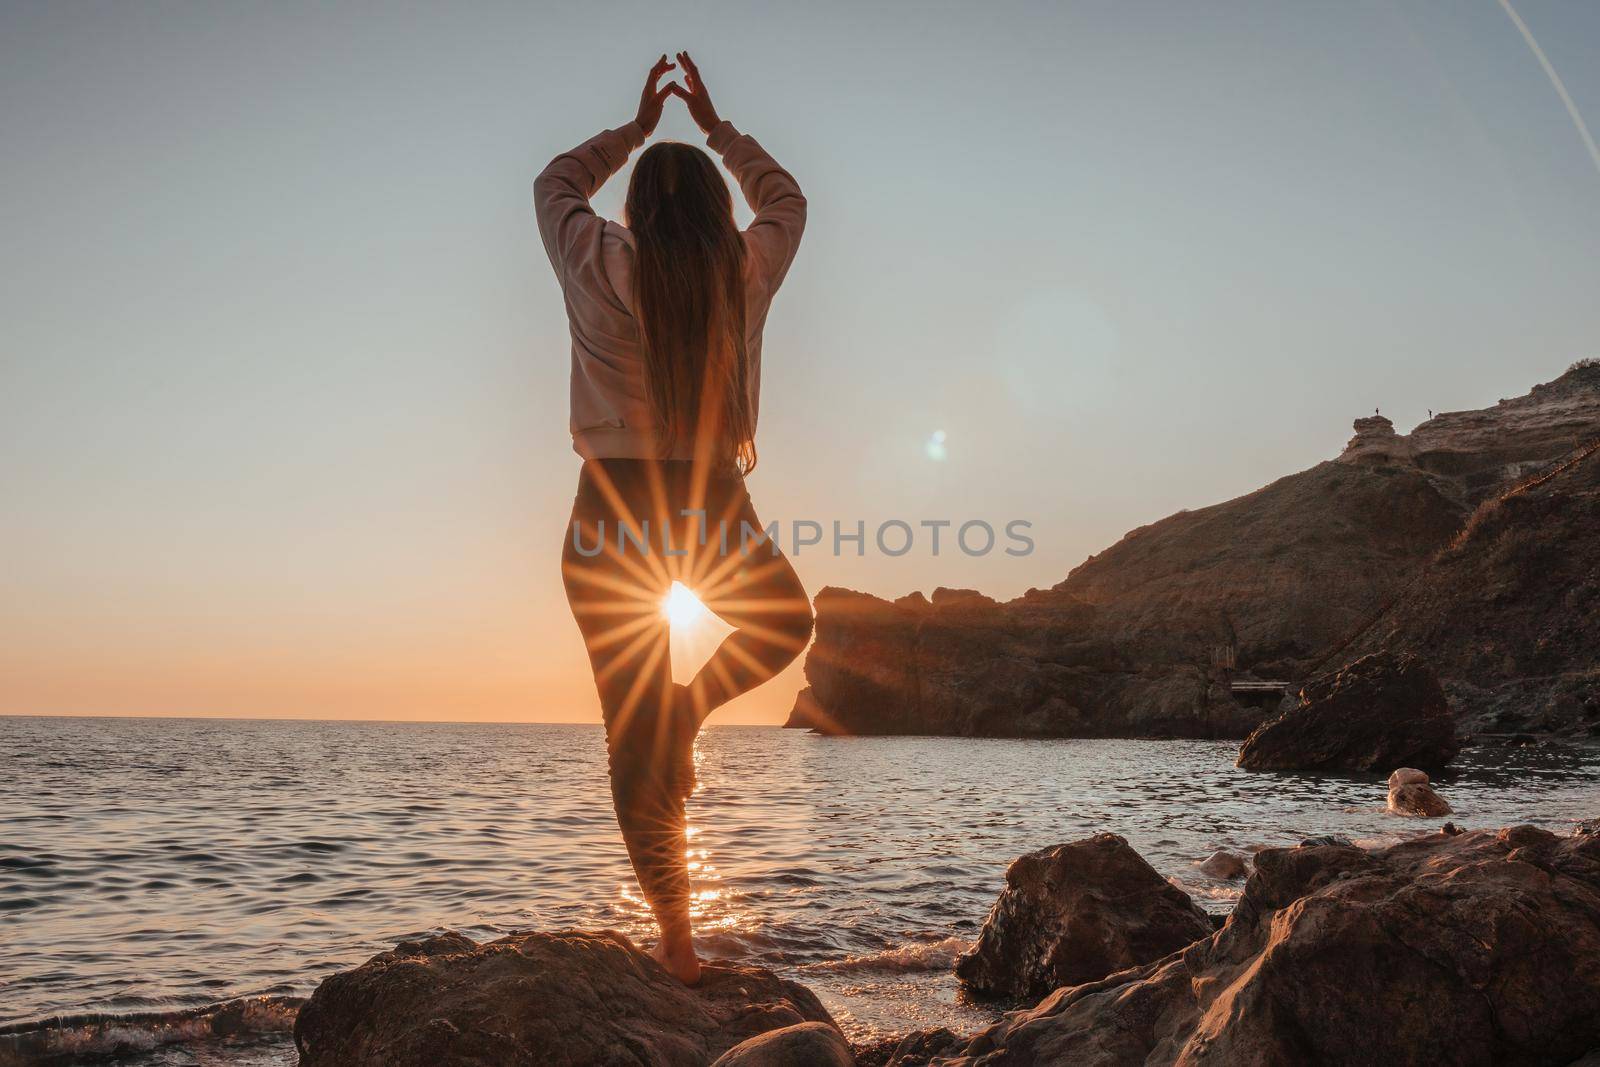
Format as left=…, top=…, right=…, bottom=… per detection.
left=535, top=53, right=814, bottom=984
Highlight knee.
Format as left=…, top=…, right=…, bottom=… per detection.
left=774, top=596, right=814, bottom=660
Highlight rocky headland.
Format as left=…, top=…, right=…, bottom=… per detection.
left=787, top=364, right=1600, bottom=742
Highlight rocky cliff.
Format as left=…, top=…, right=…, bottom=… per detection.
left=1342, top=435, right=1600, bottom=738
left=789, top=364, right=1600, bottom=738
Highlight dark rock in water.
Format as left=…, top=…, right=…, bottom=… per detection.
left=1195, top=849, right=1248, bottom=880
left=954, top=833, right=1213, bottom=1001
left=1299, top=834, right=1354, bottom=847
left=1237, top=650, right=1459, bottom=771
left=891, top=826, right=1600, bottom=1066
left=294, top=929, right=839, bottom=1067
left=853, top=1028, right=965, bottom=1067
left=1386, top=767, right=1452, bottom=817
left=1388, top=766, right=1430, bottom=786
left=1388, top=781, right=1452, bottom=817
left=712, top=1021, right=854, bottom=1066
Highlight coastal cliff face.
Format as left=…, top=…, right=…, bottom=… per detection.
left=1339, top=365, right=1600, bottom=499
left=789, top=365, right=1600, bottom=738
left=1345, top=437, right=1600, bottom=737
left=788, top=585, right=1258, bottom=738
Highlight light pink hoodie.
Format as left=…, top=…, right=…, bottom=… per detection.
left=534, top=119, right=806, bottom=461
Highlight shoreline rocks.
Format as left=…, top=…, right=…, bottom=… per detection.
left=953, top=833, right=1213, bottom=1002
left=293, top=929, right=840, bottom=1067
left=1236, top=651, right=1459, bottom=772
left=881, top=825, right=1600, bottom=1066
left=289, top=823, right=1600, bottom=1067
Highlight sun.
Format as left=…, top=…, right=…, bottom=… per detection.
left=661, top=581, right=734, bottom=683
left=661, top=581, right=709, bottom=629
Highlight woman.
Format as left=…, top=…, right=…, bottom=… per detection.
left=535, top=53, right=813, bottom=985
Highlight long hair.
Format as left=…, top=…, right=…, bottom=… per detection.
left=625, top=142, right=756, bottom=473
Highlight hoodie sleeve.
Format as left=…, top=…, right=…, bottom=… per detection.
left=534, top=120, right=646, bottom=282
left=706, top=120, right=807, bottom=296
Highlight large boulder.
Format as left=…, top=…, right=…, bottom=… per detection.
left=888, top=826, right=1600, bottom=1066
left=294, top=930, right=840, bottom=1067
left=1237, top=650, right=1459, bottom=771
left=953, top=833, right=1213, bottom=1001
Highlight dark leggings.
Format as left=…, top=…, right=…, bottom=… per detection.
left=561, top=459, right=813, bottom=939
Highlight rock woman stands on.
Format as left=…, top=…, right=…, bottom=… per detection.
left=534, top=53, right=814, bottom=984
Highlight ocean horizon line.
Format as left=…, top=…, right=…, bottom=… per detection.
left=0, top=712, right=783, bottom=729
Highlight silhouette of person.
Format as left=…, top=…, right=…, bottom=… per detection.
left=536, top=53, right=812, bottom=986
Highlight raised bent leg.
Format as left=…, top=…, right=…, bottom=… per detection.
left=683, top=496, right=814, bottom=723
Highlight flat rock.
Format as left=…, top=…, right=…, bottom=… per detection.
left=294, top=929, right=839, bottom=1067
left=953, top=833, right=1213, bottom=1001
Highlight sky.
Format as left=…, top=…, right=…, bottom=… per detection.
left=3, top=1, right=1598, bottom=725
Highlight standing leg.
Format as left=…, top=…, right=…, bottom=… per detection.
left=562, top=496, right=702, bottom=984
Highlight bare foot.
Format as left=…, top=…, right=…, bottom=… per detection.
left=649, top=936, right=702, bottom=985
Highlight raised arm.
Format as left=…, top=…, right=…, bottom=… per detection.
left=533, top=121, right=644, bottom=278
left=709, top=122, right=807, bottom=292
left=534, top=56, right=678, bottom=280
left=671, top=52, right=806, bottom=292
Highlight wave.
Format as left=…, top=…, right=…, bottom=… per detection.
left=798, top=935, right=972, bottom=975
left=1171, top=880, right=1244, bottom=904
left=0, top=996, right=301, bottom=1067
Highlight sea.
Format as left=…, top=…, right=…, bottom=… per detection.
left=2, top=716, right=1596, bottom=1065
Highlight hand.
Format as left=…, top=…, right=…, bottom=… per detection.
left=669, top=50, right=721, bottom=134
left=634, top=54, right=678, bottom=136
